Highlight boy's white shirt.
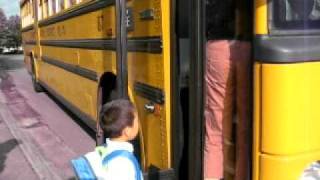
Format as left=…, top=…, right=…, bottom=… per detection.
left=85, top=139, right=143, bottom=180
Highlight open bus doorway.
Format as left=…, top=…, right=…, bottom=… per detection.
left=173, top=0, right=191, bottom=179
left=173, top=0, right=253, bottom=179
left=173, top=0, right=204, bottom=179
left=203, top=0, right=253, bottom=180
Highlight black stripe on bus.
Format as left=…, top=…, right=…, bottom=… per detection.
left=41, top=39, right=116, bottom=50
left=40, top=37, right=163, bottom=53
left=128, top=37, right=162, bottom=54
left=21, top=25, right=34, bottom=32
left=42, top=56, right=98, bottom=82
left=38, top=0, right=115, bottom=27
left=24, top=41, right=37, bottom=45
left=143, top=168, right=175, bottom=179
left=134, top=82, right=164, bottom=104
left=255, top=35, right=320, bottom=63
left=38, top=79, right=96, bottom=131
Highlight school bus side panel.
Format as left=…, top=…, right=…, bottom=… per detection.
left=126, top=0, right=171, bottom=170
left=38, top=2, right=117, bottom=122
left=255, top=62, right=320, bottom=180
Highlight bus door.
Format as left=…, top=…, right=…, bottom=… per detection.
left=122, top=0, right=175, bottom=178
left=254, top=0, right=320, bottom=179
left=173, top=0, right=204, bottom=179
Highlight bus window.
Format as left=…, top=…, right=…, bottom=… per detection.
left=38, top=0, right=42, bottom=20
left=56, top=0, right=64, bottom=12
left=31, top=0, right=34, bottom=19
left=48, top=0, right=52, bottom=16
left=66, top=0, right=76, bottom=8
left=49, top=0, right=56, bottom=15
left=274, top=0, right=320, bottom=29
left=43, top=0, right=49, bottom=18
left=59, top=0, right=65, bottom=11
left=21, top=5, right=25, bottom=27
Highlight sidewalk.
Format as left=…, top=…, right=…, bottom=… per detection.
left=0, top=61, right=94, bottom=180
left=0, top=114, right=39, bottom=180
left=0, top=72, right=72, bottom=180
left=0, top=96, right=64, bottom=180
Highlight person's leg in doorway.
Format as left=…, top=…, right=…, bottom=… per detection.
left=204, top=40, right=235, bottom=180
left=232, top=40, right=252, bottom=180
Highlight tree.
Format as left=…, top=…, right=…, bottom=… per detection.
left=6, top=15, right=21, bottom=48
left=0, top=9, right=22, bottom=48
left=0, top=8, right=7, bottom=47
left=0, top=8, right=6, bottom=31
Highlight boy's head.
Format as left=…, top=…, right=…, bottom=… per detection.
left=100, top=99, right=139, bottom=141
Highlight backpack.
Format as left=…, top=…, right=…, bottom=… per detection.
left=71, top=146, right=142, bottom=180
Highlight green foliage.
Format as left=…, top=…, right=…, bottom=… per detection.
left=0, top=8, right=7, bottom=47
left=0, top=8, right=21, bottom=48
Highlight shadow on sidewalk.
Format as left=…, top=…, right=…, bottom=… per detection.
left=0, top=139, right=20, bottom=173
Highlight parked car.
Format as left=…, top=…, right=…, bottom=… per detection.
left=2, top=48, right=12, bottom=54
left=1, top=47, right=23, bottom=54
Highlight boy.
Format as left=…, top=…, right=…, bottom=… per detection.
left=98, top=99, right=142, bottom=179
left=72, top=99, right=143, bottom=180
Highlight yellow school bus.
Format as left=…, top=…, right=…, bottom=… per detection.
left=20, top=0, right=320, bottom=179
left=20, top=0, right=178, bottom=178
left=253, top=0, right=320, bottom=179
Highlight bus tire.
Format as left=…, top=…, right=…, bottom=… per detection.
left=31, top=58, right=43, bottom=93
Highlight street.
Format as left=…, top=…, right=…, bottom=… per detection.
left=0, top=54, right=95, bottom=180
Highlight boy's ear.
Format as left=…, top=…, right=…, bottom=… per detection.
left=122, top=127, right=131, bottom=138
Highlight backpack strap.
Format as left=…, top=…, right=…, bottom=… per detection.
left=71, top=156, right=97, bottom=180
left=102, top=150, right=141, bottom=180
left=95, top=145, right=108, bottom=157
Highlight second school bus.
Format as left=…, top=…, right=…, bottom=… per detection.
left=20, top=0, right=320, bottom=179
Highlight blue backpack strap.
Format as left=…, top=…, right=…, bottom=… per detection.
left=102, top=150, right=141, bottom=180
left=71, top=156, right=97, bottom=180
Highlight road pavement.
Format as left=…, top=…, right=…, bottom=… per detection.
left=0, top=54, right=95, bottom=180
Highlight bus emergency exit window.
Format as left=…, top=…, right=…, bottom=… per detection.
left=273, top=0, right=320, bottom=30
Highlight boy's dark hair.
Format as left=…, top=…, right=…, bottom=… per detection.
left=99, top=99, right=136, bottom=138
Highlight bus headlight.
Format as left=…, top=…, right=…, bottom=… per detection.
left=300, top=161, right=320, bottom=180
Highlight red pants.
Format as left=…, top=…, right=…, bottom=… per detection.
left=204, top=40, right=251, bottom=180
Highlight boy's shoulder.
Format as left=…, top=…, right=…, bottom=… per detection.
left=99, top=146, right=142, bottom=180
left=94, top=143, right=137, bottom=170
left=72, top=137, right=143, bottom=179
left=102, top=148, right=137, bottom=167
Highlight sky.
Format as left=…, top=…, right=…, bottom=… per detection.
left=0, top=0, right=20, bottom=17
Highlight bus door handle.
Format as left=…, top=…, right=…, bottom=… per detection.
left=144, top=102, right=155, bottom=113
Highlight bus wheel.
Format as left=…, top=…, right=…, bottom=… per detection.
left=31, top=58, right=43, bottom=93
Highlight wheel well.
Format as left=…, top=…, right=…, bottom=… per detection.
left=99, top=72, right=117, bottom=105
